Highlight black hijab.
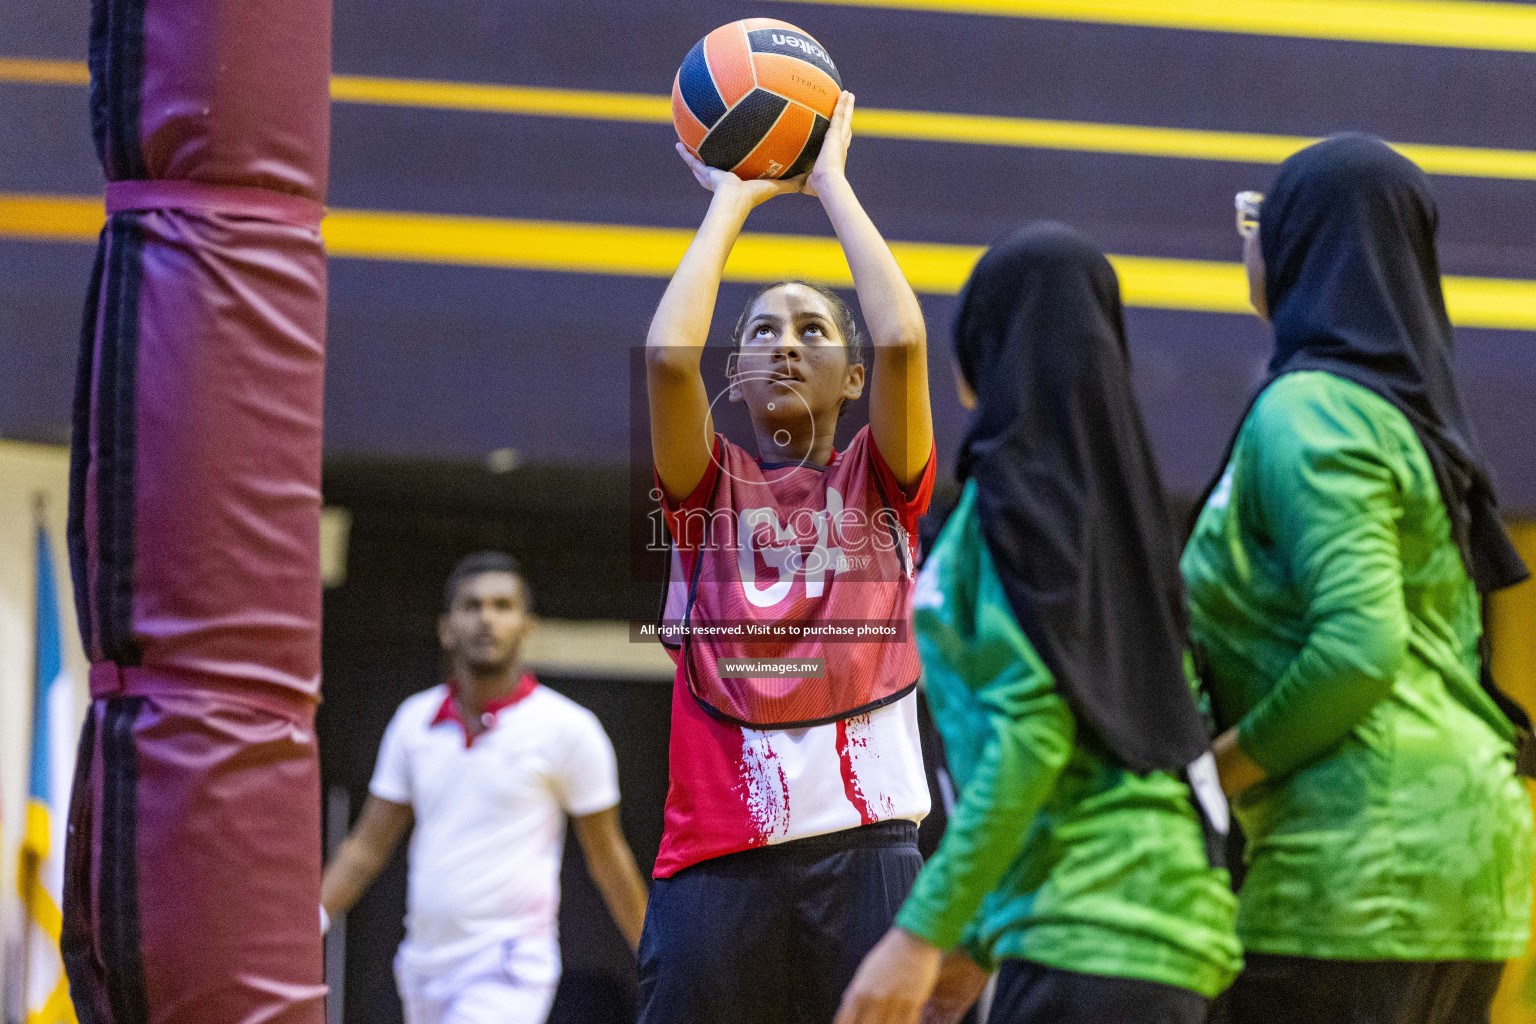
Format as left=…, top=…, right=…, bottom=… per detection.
left=955, top=223, right=1212, bottom=774
left=1257, top=133, right=1528, bottom=594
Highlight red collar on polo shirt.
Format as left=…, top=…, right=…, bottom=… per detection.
left=432, top=673, right=539, bottom=746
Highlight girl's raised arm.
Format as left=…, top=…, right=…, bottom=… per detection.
left=646, top=148, right=801, bottom=503
left=809, top=92, right=933, bottom=489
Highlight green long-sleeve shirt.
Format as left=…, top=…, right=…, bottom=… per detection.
left=896, top=481, right=1241, bottom=998
left=1181, top=370, right=1533, bottom=960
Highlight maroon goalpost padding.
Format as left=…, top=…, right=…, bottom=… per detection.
left=61, top=0, right=332, bottom=1019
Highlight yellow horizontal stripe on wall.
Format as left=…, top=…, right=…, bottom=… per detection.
left=0, top=56, right=89, bottom=85
left=331, top=73, right=672, bottom=122
left=773, top=0, right=1536, bottom=51
left=2, top=193, right=1532, bottom=330
left=852, top=108, right=1536, bottom=181
left=6, top=58, right=1536, bottom=180
left=0, top=193, right=104, bottom=238
left=5, top=0, right=1532, bottom=56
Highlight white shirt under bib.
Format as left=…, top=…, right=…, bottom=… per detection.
left=370, top=679, right=620, bottom=973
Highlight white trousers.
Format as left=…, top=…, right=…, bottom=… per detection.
left=396, top=935, right=560, bottom=1024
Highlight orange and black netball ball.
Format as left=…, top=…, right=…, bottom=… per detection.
left=671, top=19, right=842, bottom=180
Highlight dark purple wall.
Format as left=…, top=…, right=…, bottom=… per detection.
left=3, top=0, right=1533, bottom=505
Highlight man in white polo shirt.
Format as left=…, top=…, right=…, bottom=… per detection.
left=321, top=551, right=650, bottom=1024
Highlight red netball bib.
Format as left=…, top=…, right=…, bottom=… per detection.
left=659, top=427, right=931, bottom=729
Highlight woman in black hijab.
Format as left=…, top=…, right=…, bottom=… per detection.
left=836, top=223, right=1239, bottom=1024
left=1183, top=135, right=1534, bottom=1024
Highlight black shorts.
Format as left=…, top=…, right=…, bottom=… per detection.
left=636, top=819, right=921, bottom=1024
left=989, top=958, right=1210, bottom=1024
left=1212, top=953, right=1505, bottom=1024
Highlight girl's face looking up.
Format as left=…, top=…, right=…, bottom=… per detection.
left=730, top=283, right=865, bottom=441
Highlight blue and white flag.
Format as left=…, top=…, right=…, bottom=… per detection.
left=18, top=521, right=78, bottom=1024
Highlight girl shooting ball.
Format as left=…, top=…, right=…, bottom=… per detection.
left=638, top=91, right=937, bottom=1024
